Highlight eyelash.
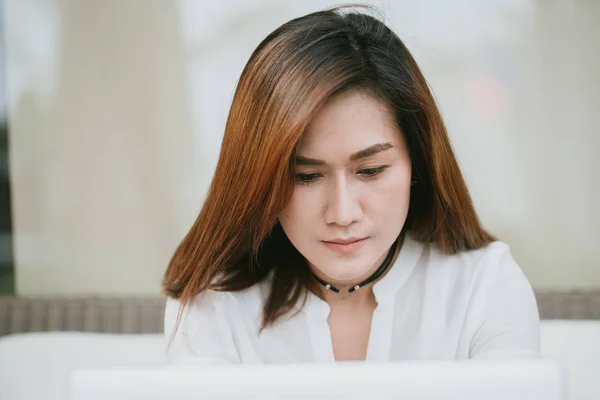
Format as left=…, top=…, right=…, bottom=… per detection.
left=295, top=166, right=388, bottom=185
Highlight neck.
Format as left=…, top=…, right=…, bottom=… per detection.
left=318, top=279, right=378, bottom=308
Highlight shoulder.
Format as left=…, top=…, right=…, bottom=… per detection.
left=426, top=240, right=521, bottom=280
left=418, top=239, right=539, bottom=355
left=164, top=283, right=267, bottom=364
left=418, top=239, right=532, bottom=303
left=429, top=239, right=510, bottom=266
left=165, top=282, right=266, bottom=331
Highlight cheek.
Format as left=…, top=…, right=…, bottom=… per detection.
left=279, top=192, right=302, bottom=223
left=278, top=189, right=314, bottom=237
left=366, top=170, right=411, bottom=215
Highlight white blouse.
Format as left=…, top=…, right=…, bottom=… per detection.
left=164, top=235, right=540, bottom=364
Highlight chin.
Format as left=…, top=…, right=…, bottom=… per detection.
left=318, top=256, right=373, bottom=283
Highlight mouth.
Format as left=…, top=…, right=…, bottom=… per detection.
left=321, top=237, right=369, bottom=255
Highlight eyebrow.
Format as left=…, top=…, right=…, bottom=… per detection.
left=295, top=142, right=394, bottom=166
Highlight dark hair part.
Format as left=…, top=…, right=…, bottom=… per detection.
left=163, top=5, right=495, bottom=331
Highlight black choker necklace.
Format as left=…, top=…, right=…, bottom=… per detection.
left=313, top=240, right=398, bottom=300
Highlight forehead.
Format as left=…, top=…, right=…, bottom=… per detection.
left=298, top=91, right=402, bottom=156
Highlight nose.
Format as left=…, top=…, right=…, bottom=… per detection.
left=324, top=174, right=363, bottom=227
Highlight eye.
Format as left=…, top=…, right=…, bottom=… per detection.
left=358, top=166, right=387, bottom=178
left=295, top=173, right=321, bottom=184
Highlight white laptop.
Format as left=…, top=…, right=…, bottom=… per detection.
left=70, top=359, right=566, bottom=400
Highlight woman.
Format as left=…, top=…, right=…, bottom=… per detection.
left=163, top=5, right=540, bottom=363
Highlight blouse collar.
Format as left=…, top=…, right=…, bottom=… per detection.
left=372, top=233, right=424, bottom=306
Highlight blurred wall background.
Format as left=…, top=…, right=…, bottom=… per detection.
left=3, top=0, right=599, bottom=296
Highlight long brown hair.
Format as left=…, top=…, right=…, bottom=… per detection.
left=163, top=5, right=495, bottom=330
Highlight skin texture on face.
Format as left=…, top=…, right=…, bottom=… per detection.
left=279, top=90, right=412, bottom=287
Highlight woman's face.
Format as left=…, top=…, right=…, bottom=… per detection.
left=279, top=91, right=412, bottom=285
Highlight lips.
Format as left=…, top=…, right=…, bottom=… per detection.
left=321, top=237, right=368, bottom=255
left=325, top=237, right=366, bottom=245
